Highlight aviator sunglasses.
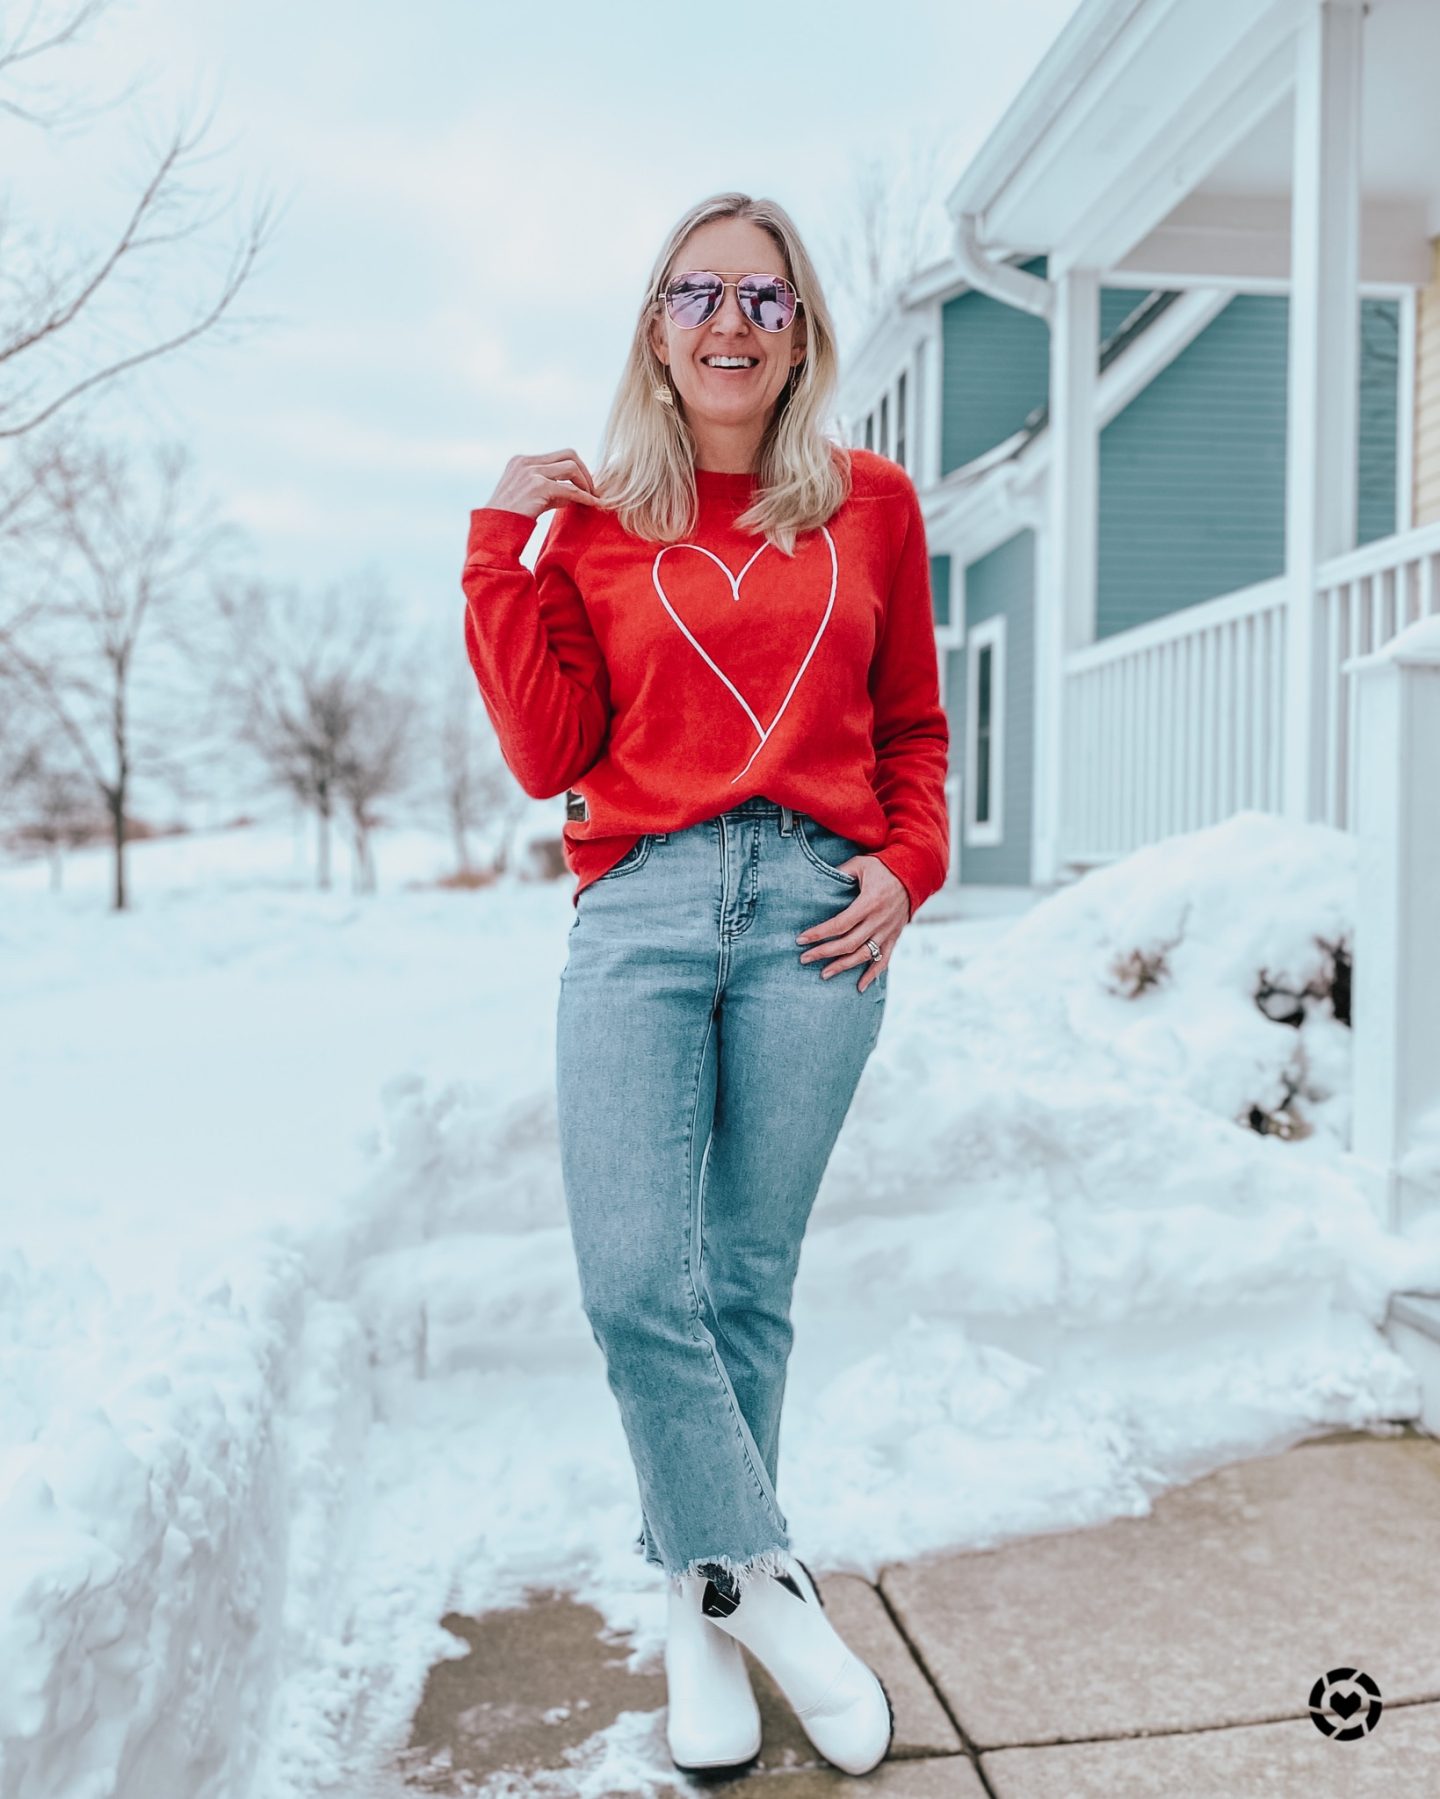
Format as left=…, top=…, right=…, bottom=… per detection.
left=658, top=270, right=803, bottom=332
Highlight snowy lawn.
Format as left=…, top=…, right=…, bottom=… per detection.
left=2, top=808, right=1438, bottom=1798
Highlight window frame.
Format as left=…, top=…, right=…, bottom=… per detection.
left=963, top=612, right=1005, bottom=848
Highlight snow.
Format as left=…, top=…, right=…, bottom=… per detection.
left=2, top=807, right=1439, bottom=1797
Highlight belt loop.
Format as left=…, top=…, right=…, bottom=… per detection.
left=779, top=804, right=793, bottom=835
left=655, top=829, right=669, bottom=843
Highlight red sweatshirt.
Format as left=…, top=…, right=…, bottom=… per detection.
left=461, top=446, right=950, bottom=914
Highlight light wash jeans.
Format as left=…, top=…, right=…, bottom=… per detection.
left=554, top=795, right=887, bottom=1593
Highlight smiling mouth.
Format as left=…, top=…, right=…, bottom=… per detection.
left=700, top=358, right=759, bottom=373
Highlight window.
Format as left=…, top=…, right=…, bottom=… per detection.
left=964, top=614, right=1005, bottom=847
left=929, top=554, right=951, bottom=629
left=896, top=370, right=907, bottom=471
left=914, top=338, right=928, bottom=485
left=864, top=412, right=874, bottom=450
left=880, top=393, right=889, bottom=459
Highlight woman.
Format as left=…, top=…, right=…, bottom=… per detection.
left=461, top=192, right=949, bottom=1779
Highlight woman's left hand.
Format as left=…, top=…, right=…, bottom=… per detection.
left=796, top=856, right=911, bottom=993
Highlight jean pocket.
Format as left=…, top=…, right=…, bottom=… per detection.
left=595, top=833, right=653, bottom=881
left=794, top=815, right=863, bottom=885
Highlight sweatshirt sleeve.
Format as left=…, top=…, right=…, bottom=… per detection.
left=866, top=471, right=951, bottom=918
left=461, top=503, right=612, bottom=799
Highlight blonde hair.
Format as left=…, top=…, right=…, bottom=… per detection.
left=591, top=192, right=852, bottom=557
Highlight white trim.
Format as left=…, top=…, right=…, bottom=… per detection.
left=922, top=303, right=943, bottom=489
left=1059, top=12, right=1309, bottom=277
left=933, top=552, right=964, bottom=650
left=944, top=0, right=1151, bottom=224
left=945, top=769, right=964, bottom=888
left=1114, top=194, right=1431, bottom=289
left=1281, top=0, right=1364, bottom=822
left=1316, top=516, right=1440, bottom=590
left=948, top=0, right=1317, bottom=271
left=964, top=612, right=1006, bottom=848
left=1039, top=269, right=1100, bottom=889
left=1066, top=573, right=1287, bottom=670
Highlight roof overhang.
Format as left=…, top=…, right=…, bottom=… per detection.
left=945, top=0, right=1437, bottom=285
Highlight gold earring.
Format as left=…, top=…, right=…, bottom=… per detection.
left=653, top=374, right=675, bottom=407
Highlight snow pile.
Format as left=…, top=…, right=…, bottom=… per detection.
left=1, top=809, right=1439, bottom=1797
left=0, top=1233, right=316, bottom=1795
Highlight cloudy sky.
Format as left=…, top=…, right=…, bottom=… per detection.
left=5, top=0, right=1084, bottom=637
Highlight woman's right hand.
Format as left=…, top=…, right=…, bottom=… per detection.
left=485, top=450, right=604, bottom=519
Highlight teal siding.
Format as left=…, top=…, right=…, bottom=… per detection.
left=1096, top=293, right=1401, bottom=638
left=941, top=260, right=1162, bottom=476
left=1099, top=287, right=1146, bottom=344
left=929, top=553, right=952, bottom=628
left=1359, top=298, right=1399, bottom=543
left=941, top=257, right=1049, bottom=474
left=953, top=531, right=1035, bottom=886
left=1097, top=294, right=1287, bottom=636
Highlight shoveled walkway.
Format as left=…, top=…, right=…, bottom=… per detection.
left=384, top=1428, right=1440, bottom=1797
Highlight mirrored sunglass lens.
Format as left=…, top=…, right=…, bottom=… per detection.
left=739, top=276, right=796, bottom=330
left=668, top=273, right=721, bottom=326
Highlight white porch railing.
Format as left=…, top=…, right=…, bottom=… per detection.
left=1317, top=518, right=1440, bottom=830
left=1061, top=575, right=1288, bottom=863
left=1059, top=519, right=1440, bottom=862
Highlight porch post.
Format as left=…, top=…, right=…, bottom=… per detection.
left=1035, top=266, right=1099, bottom=885
left=1282, top=0, right=1364, bottom=820
left=1346, top=617, right=1440, bottom=1233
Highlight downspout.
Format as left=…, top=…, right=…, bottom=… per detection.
left=951, top=212, right=1054, bottom=322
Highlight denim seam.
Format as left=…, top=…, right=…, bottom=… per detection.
left=596, top=833, right=654, bottom=880
left=681, top=1001, right=773, bottom=1512
left=716, top=813, right=762, bottom=940
left=793, top=815, right=862, bottom=886
left=681, top=847, right=778, bottom=1520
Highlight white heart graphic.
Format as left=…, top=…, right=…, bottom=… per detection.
left=650, top=526, right=838, bottom=782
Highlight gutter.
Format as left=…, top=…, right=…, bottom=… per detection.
left=952, top=213, right=1053, bottom=321
left=944, top=0, right=1157, bottom=323
left=947, top=0, right=1155, bottom=216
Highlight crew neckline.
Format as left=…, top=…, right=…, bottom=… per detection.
left=694, top=465, right=760, bottom=494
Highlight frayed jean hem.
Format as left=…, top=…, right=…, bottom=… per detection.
left=633, top=1525, right=793, bottom=1595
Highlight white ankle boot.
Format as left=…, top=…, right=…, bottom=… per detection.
left=699, top=1554, right=894, bottom=1776
left=663, top=1572, right=763, bottom=1772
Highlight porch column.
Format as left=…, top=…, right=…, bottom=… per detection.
left=1346, top=617, right=1440, bottom=1233
left=1035, top=266, right=1099, bottom=885
left=1282, top=0, right=1364, bottom=819
left=920, top=324, right=943, bottom=491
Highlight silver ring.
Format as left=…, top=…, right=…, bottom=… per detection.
left=865, top=937, right=882, bottom=963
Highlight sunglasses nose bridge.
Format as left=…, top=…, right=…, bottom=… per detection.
left=700, top=278, right=749, bottom=332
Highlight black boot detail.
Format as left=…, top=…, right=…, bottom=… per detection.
left=699, top=1565, right=742, bottom=1618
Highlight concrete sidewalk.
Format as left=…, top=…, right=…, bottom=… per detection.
left=386, top=1428, right=1440, bottom=1797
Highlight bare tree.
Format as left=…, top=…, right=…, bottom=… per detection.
left=436, top=649, right=529, bottom=879
left=0, top=0, right=284, bottom=450
left=0, top=0, right=145, bottom=132
left=0, top=656, right=42, bottom=800
left=336, top=679, right=416, bottom=894
left=6, top=741, right=98, bottom=887
left=212, top=573, right=418, bottom=892
left=0, top=433, right=239, bottom=908
left=816, top=128, right=966, bottom=356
